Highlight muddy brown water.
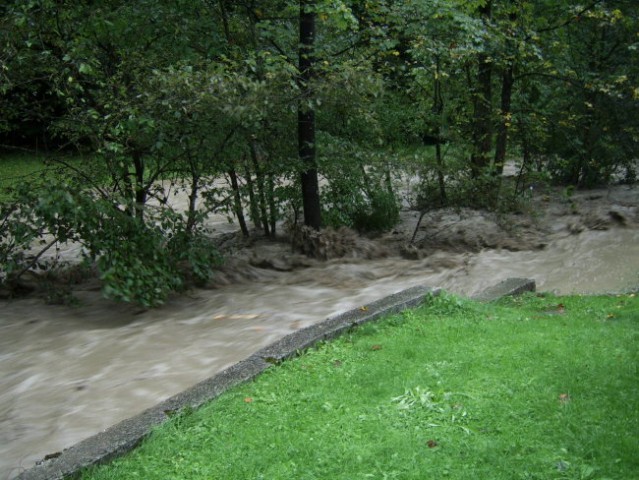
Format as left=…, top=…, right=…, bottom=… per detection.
left=2, top=219, right=639, bottom=479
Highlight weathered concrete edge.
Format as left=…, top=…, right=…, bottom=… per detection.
left=472, top=277, right=536, bottom=301
left=16, top=284, right=438, bottom=480
left=255, top=284, right=439, bottom=363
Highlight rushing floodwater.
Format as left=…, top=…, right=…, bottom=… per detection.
left=1, top=227, right=639, bottom=479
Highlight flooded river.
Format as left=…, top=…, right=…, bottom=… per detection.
left=1, top=223, right=639, bottom=479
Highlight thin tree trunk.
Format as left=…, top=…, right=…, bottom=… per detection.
left=268, top=173, right=277, bottom=237
left=250, top=141, right=270, bottom=236
left=435, top=141, right=446, bottom=206
left=132, top=151, right=146, bottom=221
left=186, top=173, right=200, bottom=235
left=228, top=168, right=250, bottom=237
left=470, top=2, right=494, bottom=178
left=117, top=157, right=134, bottom=216
left=494, top=3, right=518, bottom=178
left=470, top=55, right=493, bottom=177
left=219, top=0, right=231, bottom=42
left=298, top=0, right=322, bottom=230
left=244, top=162, right=261, bottom=231
left=516, top=117, right=530, bottom=196
left=432, top=56, right=446, bottom=206
left=384, top=163, right=393, bottom=196
left=494, top=64, right=514, bottom=177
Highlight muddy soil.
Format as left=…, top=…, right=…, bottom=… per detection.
left=210, top=184, right=639, bottom=286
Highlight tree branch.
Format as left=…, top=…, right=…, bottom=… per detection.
left=533, top=0, right=607, bottom=36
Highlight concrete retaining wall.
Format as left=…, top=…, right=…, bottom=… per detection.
left=17, top=285, right=438, bottom=480
left=17, top=278, right=535, bottom=479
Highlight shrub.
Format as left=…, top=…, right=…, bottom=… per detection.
left=0, top=180, right=220, bottom=307
left=352, top=189, right=400, bottom=233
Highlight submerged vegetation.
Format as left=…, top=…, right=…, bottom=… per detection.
left=1, top=1, right=638, bottom=305
left=82, top=292, right=639, bottom=479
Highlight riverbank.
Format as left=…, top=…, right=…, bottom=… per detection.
left=80, top=292, right=639, bottom=480
left=1, top=184, right=638, bottom=478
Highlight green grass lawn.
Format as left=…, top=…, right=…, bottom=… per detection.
left=0, top=152, right=118, bottom=206
left=83, top=293, right=638, bottom=480
left=0, top=153, right=51, bottom=200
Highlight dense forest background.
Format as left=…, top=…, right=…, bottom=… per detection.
left=1, top=0, right=637, bottom=306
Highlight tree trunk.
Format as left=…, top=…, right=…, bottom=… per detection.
left=244, top=162, right=261, bottom=231
left=268, top=173, right=277, bottom=237
left=250, top=141, right=271, bottom=236
left=219, top=0, right=231, bottom=42
left=516, top=118, right=531, bottom=196
left=186, top=173, right=200, bottom=235
left=470, top=2, right=494, bottom=178
left=432, top=56, right=446, bottom=206
left=470, top=56, right=493, bottom=177
left=228, top=168, right=250, bottom=237
left=298, top=0, right=322, bottom=230
left=384, top=163, right=393, bottom=196
left=493, top=64, right=514, bottom=177
left=494, top=3, right=518, bottom=178
left=132, top=151, right=146, bottom=221
left=435, top=141, right=446, bottom=206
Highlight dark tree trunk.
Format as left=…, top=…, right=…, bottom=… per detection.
left=219, top=0, right=231, bottom=42
left=494, top=3, right=518, bottom=178
left=132, top=151, right=146, bottom=220
left=494, top=65, right=514, bottom=177
left=516, top=119, right=531, bottom=196
left=186, top=173, right=200, bottom=235
left=250, top=141, right=271, bottom=236
left=470, top=55, right=493, bottom=177
left=268, top=173, right=277, bottom=237
left=384, top=163, right=393, bottom=196
left=228, top=168, right=250, bottom=237
left=435, top=142, right=446, bottom=206
left=298, top=0, right=322, bottom=230
left=470, top=2, right=494, bottom=178
left=432, top=56, right=446, bottom=206
left=244, top=162, right=261, bottom=231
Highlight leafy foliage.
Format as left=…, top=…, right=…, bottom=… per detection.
left=2, top=0, right=638, bottom=304
left=1, top=178, right=220, bottom=307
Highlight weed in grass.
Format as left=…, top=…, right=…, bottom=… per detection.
left=83, top=293, right=639, bottom=480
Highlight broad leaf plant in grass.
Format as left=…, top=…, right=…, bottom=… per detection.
left=82, top=292, right=639, bottom=480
